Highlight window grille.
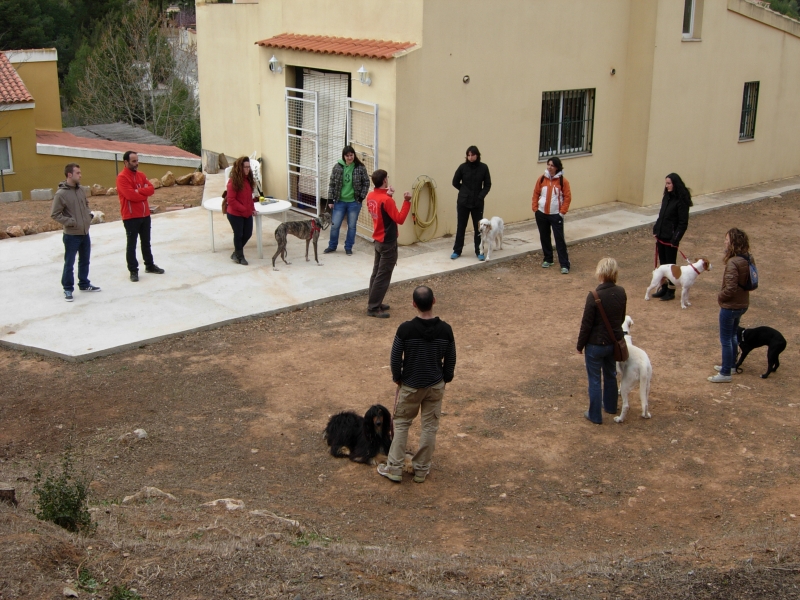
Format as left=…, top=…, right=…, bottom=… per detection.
left=739, top=82, right=759, bottom=140
left=683, top=0, right=695, bottom=37
left=0, top=138, right=12, bottom=173
left=539, top=89, right=595, bottom=159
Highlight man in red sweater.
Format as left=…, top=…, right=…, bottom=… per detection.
left=365, top=169, right=411, bottom=318
left=117, top=151, right=164, bottom=282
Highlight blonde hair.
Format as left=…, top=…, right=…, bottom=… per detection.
left=595, top=257, right=618, bottom=283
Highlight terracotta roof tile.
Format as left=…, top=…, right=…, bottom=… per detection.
left=256, top=33, right=415, bottom=60
left=0, top=52, right=34, bottom=104
left=36, top=130, right=200, bottom=160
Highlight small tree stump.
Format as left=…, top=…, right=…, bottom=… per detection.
left=0, top=483, right=17, bottom=506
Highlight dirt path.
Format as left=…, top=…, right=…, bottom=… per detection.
left=1, top=194, right=799, bottom=598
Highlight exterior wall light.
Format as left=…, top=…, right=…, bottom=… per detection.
left=358, top=65, right=372, bottom=86
left=269, top=55, right=283, bottom=74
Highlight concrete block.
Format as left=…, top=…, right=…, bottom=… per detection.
left=30, top=188, right=54, bottom=201
left=0, top=191, right=22, bottom=203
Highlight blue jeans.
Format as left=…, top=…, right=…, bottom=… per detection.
left=719, top=307, right=747, bottom=375
left=61, top=233, right=91, bottom=292
left=327, top=201, right=361, bottom=251
left=584, top=344, right=618, bottom=423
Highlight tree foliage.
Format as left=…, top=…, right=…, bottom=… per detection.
left=71, top=0, right=198, bottom=145
left=768, top=0, right=800, bottom=19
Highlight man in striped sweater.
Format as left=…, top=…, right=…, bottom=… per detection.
left=377, top=286, right=457, bottom=484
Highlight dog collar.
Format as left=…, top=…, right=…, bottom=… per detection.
left=691, top=263, right=700, bottom=274
left=309, top=219, right=321, bottom=239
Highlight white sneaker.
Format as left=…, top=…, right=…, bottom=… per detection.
left=708, top=373, right=732, bottom=383
left=714, top=366, right=736, bottom=374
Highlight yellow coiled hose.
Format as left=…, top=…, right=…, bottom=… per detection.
left=411, top=175, right=438, bottom=242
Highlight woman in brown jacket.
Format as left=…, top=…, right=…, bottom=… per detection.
left=708, top=228, right=752, bottom=382
left=577, top=258, right=627, bottom=423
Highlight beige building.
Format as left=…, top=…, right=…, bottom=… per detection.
left=196, top=0, right=800, bottom=245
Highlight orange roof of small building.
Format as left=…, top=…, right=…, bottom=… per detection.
left=255, top=33, right=415, bottom=60
left=0, top=52, right=34, bottom=104
left=36, top=130, right=200, bottom=159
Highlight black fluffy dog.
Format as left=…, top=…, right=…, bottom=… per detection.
left=324, top=404, right=392, bottom=464
left=735, top=326, right=786, bottom=379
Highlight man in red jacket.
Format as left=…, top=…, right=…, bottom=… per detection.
left=365, top=169, right=411, bottom=318
left=117, top=151, right=164, bottom=282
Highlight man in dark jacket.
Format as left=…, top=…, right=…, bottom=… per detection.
left=378, top=286, right=456, bottom=483
left=50, top=163, right=100, bottom=301
left=451, top=145, right=491, bottom=260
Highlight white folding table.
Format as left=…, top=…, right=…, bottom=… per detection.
left=201, top=197, right=292, bottom=259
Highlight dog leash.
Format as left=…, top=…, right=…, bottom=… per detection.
left=654, top=236, right=692, bottom=268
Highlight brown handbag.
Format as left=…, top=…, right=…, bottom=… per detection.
left=591, top=290, right=629, bottom=362
left=221, top=190, right=228, bottom=214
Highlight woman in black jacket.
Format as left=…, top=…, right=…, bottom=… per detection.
left=451, top=145, right=491, bottom=261
left=577, top=258, right=627, bottom=424
left=652, top=173, right=692, bottom=301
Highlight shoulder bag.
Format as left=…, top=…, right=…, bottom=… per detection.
left=591, top=290, right=629, bottom=362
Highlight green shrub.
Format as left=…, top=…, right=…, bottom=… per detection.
left=32, top=451, right=94, bottom=533
left=109, top=585, right=142, bottom=600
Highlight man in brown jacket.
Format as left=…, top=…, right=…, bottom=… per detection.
left=50, top=163, right=100, bottom=302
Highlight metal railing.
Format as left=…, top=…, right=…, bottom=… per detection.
left=539, top=89, right=595, bottom=159
left=739, top=81, right=759, bottom=140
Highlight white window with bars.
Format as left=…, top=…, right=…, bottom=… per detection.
left=539, top=89, right=595, bottom=160
left=739, top=81, right=759, bottom=141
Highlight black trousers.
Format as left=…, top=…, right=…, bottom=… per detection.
left=227, top=214, right=253, bottom=256
left=656, top=237, right=678, bottom=266
left=453, top=204, right=483, bottom=256
left=535, top=211, right=570, bottom=268
left=368, top=240, right=398, bottom=311
left=123, top=216, right=154, bottom=273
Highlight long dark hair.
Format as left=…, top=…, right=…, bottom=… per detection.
left=465, top=145, right=481, bottom=162
left=342, top=145, right=364, bottom=169
left=665, top=173, right=693, bottom=206
left=231, top=156, right=255, bottom=192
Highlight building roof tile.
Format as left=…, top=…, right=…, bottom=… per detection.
left=255, top=33, right=415, bottom=60
left=36, top=130, right=200, bottom=160
left=0, top=52, right=34, bottom=104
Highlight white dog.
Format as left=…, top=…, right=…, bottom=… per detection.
left=615, top=316, right=652, bottom=423
left=90, top=211, right=105, bottom=224
left=478, top=216, right=504, bottom=260
left=644, top=258, right=711, bottom=309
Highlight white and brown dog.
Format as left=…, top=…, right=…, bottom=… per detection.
left=478, top=216, right=504, bottom=260
left=644, top=258, right=711, bottom=309
left=615, top=316, right=652, bottom=423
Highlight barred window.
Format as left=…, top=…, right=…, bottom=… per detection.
left=539, top=89, right=595, bottom=159
left=739, top=82, right=759, bottom=140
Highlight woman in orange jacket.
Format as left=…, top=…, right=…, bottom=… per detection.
left=532, top=156, right=572, bottom=274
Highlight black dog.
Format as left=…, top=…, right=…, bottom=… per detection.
left=324, top=404, right=392, bottom=465
left=735, top=326, right=786, bottom=379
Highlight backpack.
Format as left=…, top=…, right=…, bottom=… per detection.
left=738, top=254, right=758, bottom=291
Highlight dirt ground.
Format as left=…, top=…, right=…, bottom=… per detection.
left=0, top=185, right=203, bottom=233
left=1, top=194, right=799, bottom=599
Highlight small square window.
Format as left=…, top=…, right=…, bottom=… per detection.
left=539, top=89, right=595, bottom=159
left=0, top=138, right=12, bottom=174
left=739, top=82, right=759, bottom=140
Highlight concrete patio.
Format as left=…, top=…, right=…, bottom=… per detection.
left=1, top=173, right=797, bottom=361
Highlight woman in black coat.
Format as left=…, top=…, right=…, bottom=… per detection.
left=652, top=173, right=692, bottom=301
left=451, top=145, right=491, bottom=261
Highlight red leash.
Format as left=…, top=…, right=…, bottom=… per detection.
left=654, top=237, right=699, bottom=274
